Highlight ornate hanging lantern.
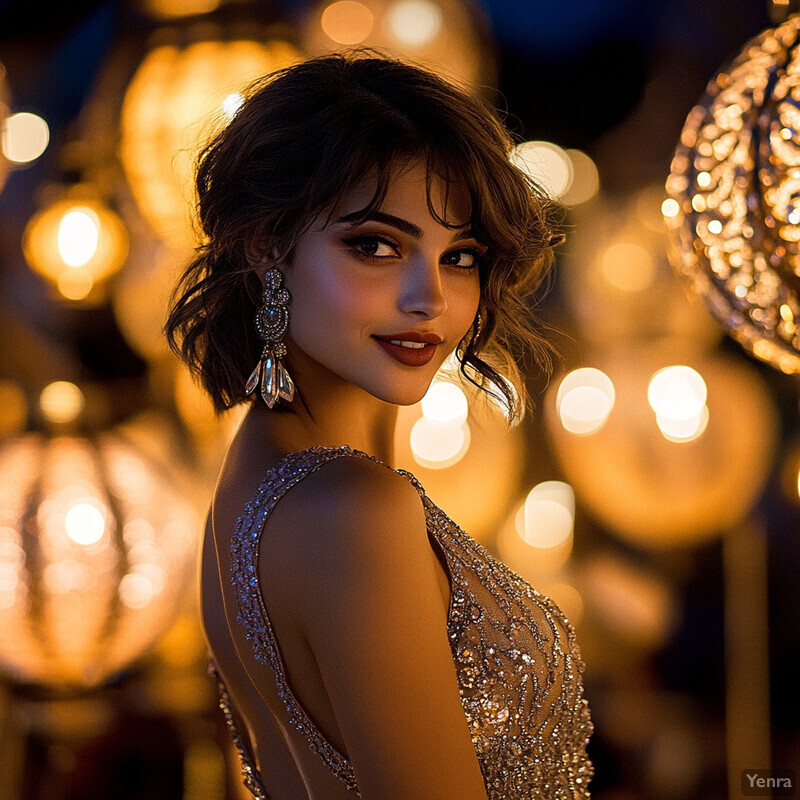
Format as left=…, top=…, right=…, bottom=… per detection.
left=664, top=14, right=800, bottom=374
left=119, top=23, right=302, bottom=248
left=0, top=425, right=199, bottom=689
left=22, top=189, right=129, bottom=303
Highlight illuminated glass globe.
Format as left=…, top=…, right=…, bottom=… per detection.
left=0, top=431, right=199, bottom=688
left=22, top=193, right=129, bottom=302
left=665, top=14, right=800, bottom=374
left=119, top=27, right=301, bottom=248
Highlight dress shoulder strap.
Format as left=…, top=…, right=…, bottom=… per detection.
left=230, top=444, right=396, bottom=796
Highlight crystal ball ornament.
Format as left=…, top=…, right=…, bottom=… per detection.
left=664, top=14, right=800, bottom=374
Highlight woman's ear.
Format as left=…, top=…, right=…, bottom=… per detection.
left=245, top=243, right=283, bottom=288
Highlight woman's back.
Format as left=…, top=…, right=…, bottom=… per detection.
left=202, top=437, right=593, bottom=800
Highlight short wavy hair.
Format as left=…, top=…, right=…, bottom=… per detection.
left=164, top=50, right=563, bottom=422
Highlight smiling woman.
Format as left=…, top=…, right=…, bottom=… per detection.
left=164, top=50, right=593, bottom=800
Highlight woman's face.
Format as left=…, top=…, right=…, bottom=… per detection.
left=278, top=159, right=483, bottom=406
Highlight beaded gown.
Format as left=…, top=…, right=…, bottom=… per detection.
left=209, top=445, right=594, bottom=799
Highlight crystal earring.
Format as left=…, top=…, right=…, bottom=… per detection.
left=244, top=268, right=295, bottom=408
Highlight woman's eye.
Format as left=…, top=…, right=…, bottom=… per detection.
left=442, top=249, right=481, bottom=269
left=344, top=236, right=398, bottom=258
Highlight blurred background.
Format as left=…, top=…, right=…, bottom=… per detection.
left=0, top=0, right=799, bottom=798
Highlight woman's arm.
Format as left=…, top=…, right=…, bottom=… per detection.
left=264, top=455, right=489, bottom=800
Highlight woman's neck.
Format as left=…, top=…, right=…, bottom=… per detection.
left=239, top=352, right=400, bottom=466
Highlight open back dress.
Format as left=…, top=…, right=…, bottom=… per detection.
left=207, top=445, right=594, bottom=799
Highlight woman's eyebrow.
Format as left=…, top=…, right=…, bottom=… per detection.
left=334, top=210, right=474, bottom=244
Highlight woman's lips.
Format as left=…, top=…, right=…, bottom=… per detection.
left=372, top=332, right=442, bottom=367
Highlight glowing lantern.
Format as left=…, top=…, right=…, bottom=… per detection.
left=665, top=14, right=800, bottom=374
left=544, top=342, right=778, bottom=548
left=22, top=193, right=129, bottom=302
left=0, top=431, right=199, bottom=688
left=119, top=29, right=302, bottom=248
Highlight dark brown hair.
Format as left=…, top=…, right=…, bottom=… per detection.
left=164, top=50, right=563, bottom=421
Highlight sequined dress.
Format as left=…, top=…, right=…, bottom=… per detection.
left=212, top=445, right=593, bottom=799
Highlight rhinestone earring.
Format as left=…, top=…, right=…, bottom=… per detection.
left=244, top=268, right=295, bottom=408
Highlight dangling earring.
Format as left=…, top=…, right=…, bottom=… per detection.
left=472, top=312, right=483, bottom=342
left=244, top=268, right=295, bottom=408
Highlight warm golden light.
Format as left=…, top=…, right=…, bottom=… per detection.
left=560, top=149, right=599, bottom=206
left=119, top=572, right=156, bottom=609
left=120, top=37, right=301, bottom=247
left=556, top=367, right=615, bottom=435
left=661, top=197, right=680, bottom=218
left=518, top=481, right=575, bottom=549
left=600, top=242, right=656, bottom=292
left=545, top=343, right=778, bottom=547
left=22, top=196, right=129, bottom=298
left=320, top=1, right=374, bottom=44
left=655, top=404, right=710, bottom=443
left=510, top=140, right=573, bottom=198
left=39, top=381, right=85, bottom=425
left=582, top=554, right=674, bottom=647
left=421, top=380, right=468, bottom=424
left=2, top=111, right=49, bottom=163
left=387, top=0, right=443, bottom=47
left=58, top=208, right=99, bottom=267
left=647, top=365, right=707, bottom=421
left=665, top=14, right=800, bottom=374
left=142, top=0, right=221, bottom=17
left=0, top=432, right=199, bottom=687
left=64, top=502, right=107, bottom=546
left=0, top=382, right=27, bottom=437
left=409, top=416, right=470, bottom=469
left=57, top=268, right=94, bottom=301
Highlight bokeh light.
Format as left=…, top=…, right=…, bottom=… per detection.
left=320, top=1, right=374, bottom=44
left=510, top=140, right=573, bottom=198
left=601, top=242, right=656, bottom=292
left=39, top=381, right=85, bottom=425
left=409, top=415, right=470, bottom=469
left=64, top=501, right=107, bottom=546
left=387, top=0, right=443, bottom=47
left=420, top=380, right=469, bottom=424
left=561, top=148, right=600, bottom=206
left=517, top=481, right=575, bottom=549
left=556, top=367, right=616, bottom=435
left=22, top=195, right=129, bottom=301
left=2, top=111, right=49, bottom=163
left=647, top=365, right=708, bottom=443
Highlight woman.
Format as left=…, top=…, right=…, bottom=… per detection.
left=165, top=51, right=593, bottom=800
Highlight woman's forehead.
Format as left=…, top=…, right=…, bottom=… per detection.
left=326, top=159, right=473, bottom=228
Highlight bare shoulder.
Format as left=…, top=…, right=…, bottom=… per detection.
left=264, top=453, right=427, bottom=601
left=277, top=452, right=422, bottom=526
left=261, top=452, right=488, bottom=799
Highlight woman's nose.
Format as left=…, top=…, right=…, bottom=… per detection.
left=397, top=257, right=447, bottom=319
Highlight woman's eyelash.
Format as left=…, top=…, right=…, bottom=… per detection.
left=343, top=234, right=400, bottom=258
left=343, top=234, right=485, bottom=269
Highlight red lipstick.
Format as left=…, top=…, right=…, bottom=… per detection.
left=372, top=331, right=442, bottom=367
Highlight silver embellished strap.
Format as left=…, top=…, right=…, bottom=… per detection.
left=230, top=445, right=362, bottom=794
left=208, top=660, right=270, bottom=800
